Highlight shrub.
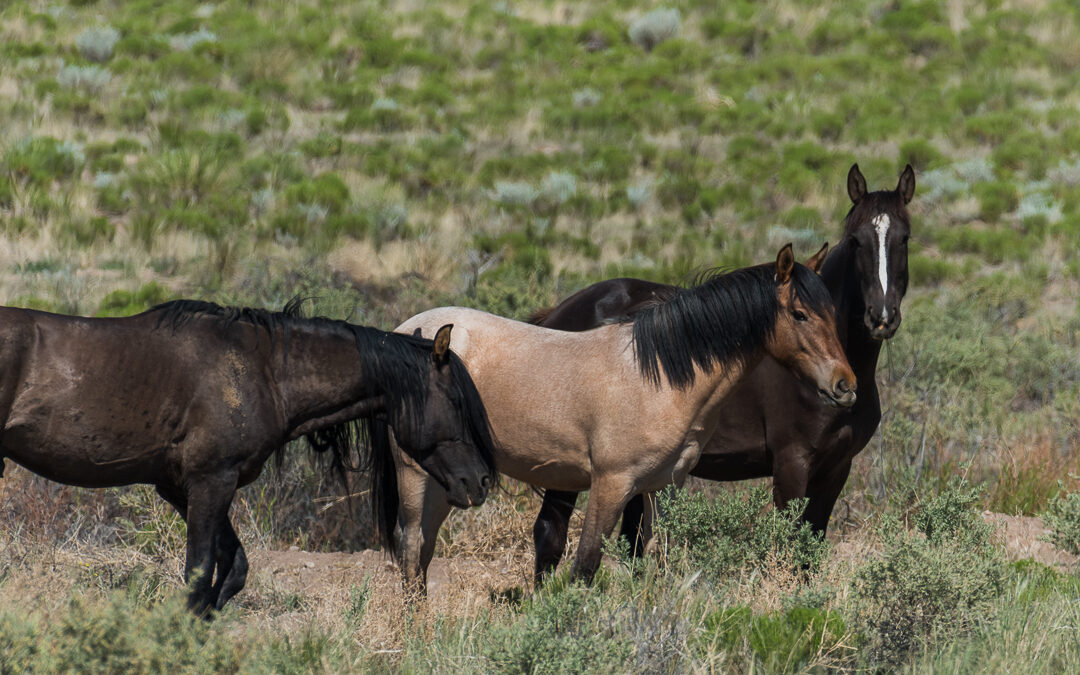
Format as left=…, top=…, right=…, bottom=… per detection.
left=539, top=171, right=577, bottom=206
left=628, top=8, right=681, bottom=52
left=0, top=593, right=240, bottom=672
left=657, top=486, right=830, bottom=582
left=57, top=64, right=112, bottom=93
left=95, top=282, right=173, bottom=317
left=169, top=29, right=217, bottom=52
left=1042, top=483, right=1080, bottom=556
left=76, top=26, right=121, bottom=63
left=283, top=173, right=350, bottom=215
left=5, top=137, right=85, bottom=185
left=849, top=479, right=1006, bottom=668
left=483, top=582, right=632, bottom=673
left=974, top=181, right=1019, bottom=221
left=491, top=181, right=537, bottom=208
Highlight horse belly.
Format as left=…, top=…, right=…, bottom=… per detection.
left=495, top=447, right=592, bottom=491
left=1, top=405, right=172, bottom=488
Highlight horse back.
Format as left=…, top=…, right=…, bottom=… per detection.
left=534, top=278, right=675, bottom=331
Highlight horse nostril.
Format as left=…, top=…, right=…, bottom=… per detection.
left=835, top=379, right=850, bottom=394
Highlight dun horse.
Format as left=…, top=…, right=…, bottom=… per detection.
left=531, top=164, right=915, bottom=581
left=389, top=245, right=855, bottom=589
left=0, top=300, right=496, bottom=614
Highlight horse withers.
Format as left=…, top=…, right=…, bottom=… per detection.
left=0, top=300, right=496, bottom=614
left=391, top=245, right=855, bottom=590
left=532, top=164, right=915, bottom=581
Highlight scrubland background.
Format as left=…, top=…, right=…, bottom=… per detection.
left=0, top=0, right=1078, bottom=671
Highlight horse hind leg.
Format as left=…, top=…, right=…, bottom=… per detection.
left=617, top=493, right=648, bottom=558
left=533, top=490, right=578, bottom=586
left=211, top=520, right=248, bottom=610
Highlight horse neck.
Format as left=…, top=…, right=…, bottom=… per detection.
left=820, top=239, right=882, bottom=377
left=275, top=323, right=388, bottom=437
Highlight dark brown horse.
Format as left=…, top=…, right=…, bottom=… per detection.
left=530, top=164, right=915, bottom=581
left=0, top=300, right=496, bottom=613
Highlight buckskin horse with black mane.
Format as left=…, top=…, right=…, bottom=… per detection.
left=391, top=245, right=855, bottom=590
left=530, top=164, right=915, bottom=582
left=0, top=299, right=496, bottom=614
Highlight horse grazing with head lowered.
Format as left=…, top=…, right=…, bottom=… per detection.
left=530, top=164, right=915, bottom=582
left=389, top=245, right=855, bottom=590
left=0, top=300, right=496, bottom=614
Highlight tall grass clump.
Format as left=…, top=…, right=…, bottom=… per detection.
left=628, top=8, right=681, bottom=52
left=1042, top=482, right=1080, bottom=556
left=657, top=486, right=830, bottom=582
left=849, top=478, right=1007, bottom=668
left=75, top=26, right=120, bottom=63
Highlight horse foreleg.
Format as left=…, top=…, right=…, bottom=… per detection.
left=211, top=521, right=248, bottom=610
left=570, top=477, right=633, bottom=584
left=181, top=471, right=238, bottom=616
left=803, top=459, right=853, bottom=536
left=772, top=446, right=810, bottom=513
left=396, top=460, right=451, bottom=596
left=533, top=490, right=578, bottom=586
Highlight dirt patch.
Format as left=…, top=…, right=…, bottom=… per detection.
left=982, top=511, right=1079, bottom=569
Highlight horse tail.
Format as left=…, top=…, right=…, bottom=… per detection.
left=526, top=306, right=554, bottom=325
left=367, top=419, right=400, bottom=557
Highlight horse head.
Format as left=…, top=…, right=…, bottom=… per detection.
left=843, top=163, right=916, bottom=340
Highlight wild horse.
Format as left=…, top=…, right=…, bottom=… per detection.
left=531, top=164, right=915, bottom=582
left=0, top=300, right=496, bottom=613
left=390, top=245, right=855, bottom=590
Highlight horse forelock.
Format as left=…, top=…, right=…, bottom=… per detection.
left=842, top=190, right=909, bottom=237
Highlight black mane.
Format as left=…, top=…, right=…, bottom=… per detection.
left=627, top=263, right=832, bottom=389
left=147, top=299, right=497, bottom=550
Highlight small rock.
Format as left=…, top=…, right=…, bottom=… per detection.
left=304, top=561, right=315, bottom=569
left=288, top=545, right=299, bottom=552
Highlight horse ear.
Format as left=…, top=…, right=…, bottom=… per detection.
left=412, top=327, right=423, bottom=338
left=775, top=244, right=795, bottom=284
left=897, top=164, right=916, bottom=204
left=431, top=324, right=453, bottom=366
left=847, top=163, right=867, bottom=203
left=805, top=242, right=828, bottom=275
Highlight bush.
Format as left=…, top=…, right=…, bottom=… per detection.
left=76, top=26, right=121, bottom=63
left=0, top=593, right=240, bottom=672
left=5, top=137, right=85, bottom=185
left=657, top=486, right=830, bottom=582
left=483, top=582, right=632, bottom=674
left=283, top=173, right=350, bottom=215
left=95, top=282, right=173, bottom=317
left=1042, top=482, right=1080, bottom=556
left=628, top=8, right=681, bottom=52
left=849, top=479, right=1006, bottom=668
left=57, top=65, right=112, bottom=94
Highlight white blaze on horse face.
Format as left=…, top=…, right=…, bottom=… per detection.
left=872, top=214, right=890, bottom=323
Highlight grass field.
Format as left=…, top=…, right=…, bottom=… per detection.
left=1, top=0, right=1078, bottom=671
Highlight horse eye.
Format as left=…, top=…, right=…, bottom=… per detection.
left=792, top=310, right=808, bottom=322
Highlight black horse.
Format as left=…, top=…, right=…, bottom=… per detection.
left=0, top=299, right=496, bottom=613
left=529, top=164, right=915, bottom=581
